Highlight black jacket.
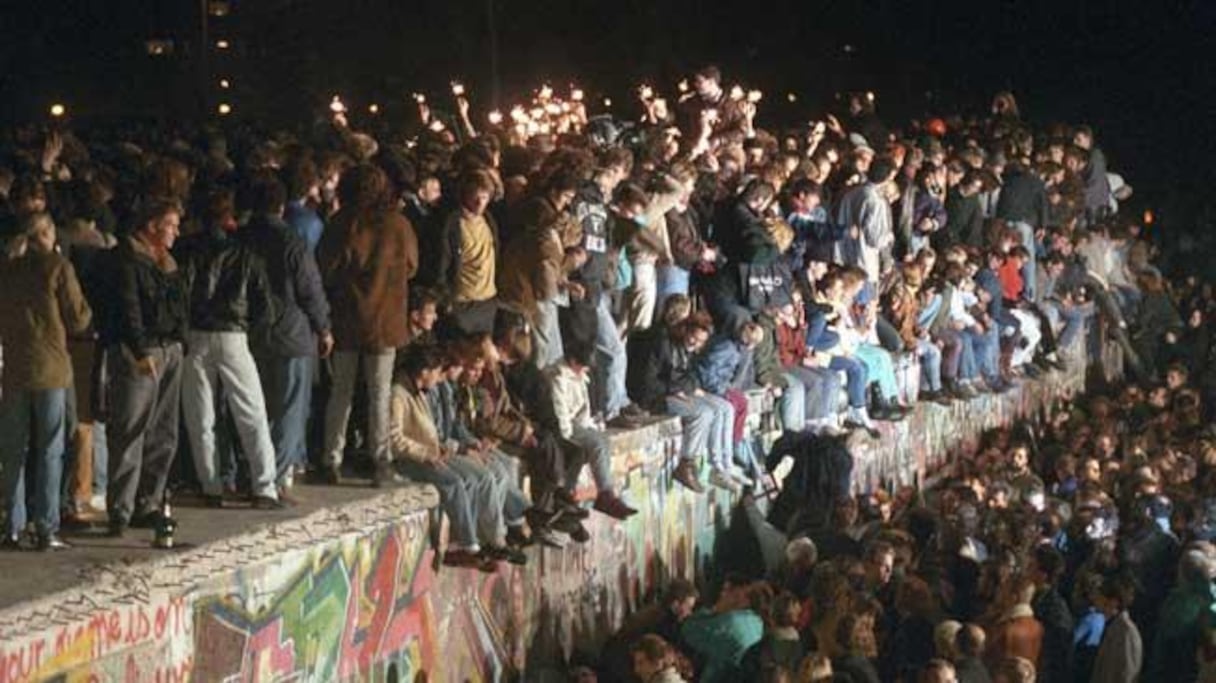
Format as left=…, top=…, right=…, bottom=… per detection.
left=239, top=214, right=331, bottom=357
left=177, top=227, right=274, bottom=333
left=109, top=237, right=188, bottom=355
left=570, top=182, right=616, bottom=300
left=1031, top=586, right=1075, bottom=683
left=996, top=166, right=1049, bottom=227
left=406, top=198, right=445, bottom=290
left=944, top=189, right=984, bottom=248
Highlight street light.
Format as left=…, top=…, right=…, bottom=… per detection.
left=217, top=103, right=232, bottom=115
left=49, top=104, right=66, bottom=118
left=219, top=79, right=230, bottom=89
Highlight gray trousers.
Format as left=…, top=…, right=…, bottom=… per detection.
left=323, top=350, right=394, bottom=468
left=105, top=343, right=182, bottom=524
left=182, top=331, right=277, bottom=499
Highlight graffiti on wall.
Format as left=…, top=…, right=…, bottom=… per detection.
left=0, top=596, right=192, bottom=683
left=187, top=419, right=724, bottom=682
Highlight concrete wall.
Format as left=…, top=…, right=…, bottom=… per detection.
left=0, top=322, right=1118, bottom=683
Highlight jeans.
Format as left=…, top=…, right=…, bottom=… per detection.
left=964, top=327, right=1001, bottom=382
left=856, top=344, right=899, bottom=402
left=917, top=339, right=943, bottom=392
left=92, top=422, right=108, bottom=496
left=183, top=331, right=277, bottom=499
left=482, top=449, right=529, bottom=524
left=665, top=394, right=732, bottom=470
left=0, top=388, right=66, bottom=536
left=594, top=294, right=629, bottom=419
left=257, top=354, right=315, bottom=487
left=563, top=425, right=615, bottom=494
left=626, top=260, right=658, bottom=333
left=106, top=343, right=182, bottom=524
left=656, top=264, right=691, bottom=317
left=829, top=356, right=868, bottom=408
left=447, top=454, right=505, bottom=545
left=396, top=458, right=479, bottom=550
left=533, top=298, right=564, bottom=370
left=777, top=372, right=807, bottom=432
left=783, top=367, right=841, bottom=427
left=1045, top=301, right=1091, bottom=350
left=323, top=350, right=395, bottom=468
left=933, top=329, right=964, bottom=383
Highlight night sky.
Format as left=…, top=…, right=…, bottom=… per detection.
left=2, top=0, right=1214, bottom=240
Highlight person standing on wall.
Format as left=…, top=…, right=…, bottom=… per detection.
left=316, top=164, right=418, bottom=487
left=0, top=213, right=93, bottom=550
left=103, top=200, right=187, bottom=539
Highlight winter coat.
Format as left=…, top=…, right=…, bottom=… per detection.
left=316, top=207, right=417, bottom=351
left=1032, top=586, right=1075, bottom=683
left=103, top=235, right=187, bottom=358
left=697, top=335, right=747, bottom=395
left=240, top=214, right=331, bottom=357
left=944, top=189, right=984, bottom=248
left=986, top=605, right=1043, bottom=671
left=0, top=249, right=92, bottom=392
left=388, top=379, right=444, bottom=463
left=176, top=226, right=275, bottom=333
left=1090, top=610, right=1141, bottom=683
left=996, top=167, right=1048, bottom=227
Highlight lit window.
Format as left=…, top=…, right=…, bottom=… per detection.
left=215, top=39, right=230, bottom=50
left=145, top=39, right=175, bottom=56
left=219, top=79, right=231, bottom=89
left=217, top=103, right=232, bottom=115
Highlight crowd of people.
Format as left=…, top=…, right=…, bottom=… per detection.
left=1, top=61, right=1211, bottom=680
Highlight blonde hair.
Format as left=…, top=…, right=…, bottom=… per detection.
left=797, top=653, right=833, bottom=683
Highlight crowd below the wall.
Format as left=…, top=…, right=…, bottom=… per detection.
left=2, top=63, right=1214, bottom=681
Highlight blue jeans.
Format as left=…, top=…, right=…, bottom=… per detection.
left=0, top=388, right=67, bottom=537
left=784, top=367, right=841, bottom=425
left=778, top=372, right=807, bottom=432
left=533, top=298, right=564, bottom=370
left=917, top=339, right=943, bottom=392
left=396, top=457, right=480, bottom=550
left=856, top=344, right=899, bottom=402
left=828, top=356, right=868, bottom=408
left=594, top=293, right=629, bottom=419
left=564, top=425, right=615, bottom=494
left=447, top=454, right=506, bottom=545
left=482, top=450, right=529, bottom=525
left=92, top=423, right=108, bottom=495
left=965, top=327, right=1001, bottom=382
left=257, top=354, right=315, bottom=487
left=666, top=394, right=733, bottom=469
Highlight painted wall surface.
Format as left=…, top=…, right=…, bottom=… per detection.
left=0, top=323, right=1119, bottom=683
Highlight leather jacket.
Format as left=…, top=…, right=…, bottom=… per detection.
left=177, top=227, right=274, bottom=333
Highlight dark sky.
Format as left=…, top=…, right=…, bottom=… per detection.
left=2, top=0, right=1214, bottom=225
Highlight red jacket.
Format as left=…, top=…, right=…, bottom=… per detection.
left=998, top=258, right=1024, bottom=302
left=775, top=321, right=808, bottom=367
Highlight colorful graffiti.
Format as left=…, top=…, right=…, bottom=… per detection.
left=0, top=596, right=192, bottom=683
left=0, top=321, right=1117, bottom=682
left=182, top=419, right=706, bottom=682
